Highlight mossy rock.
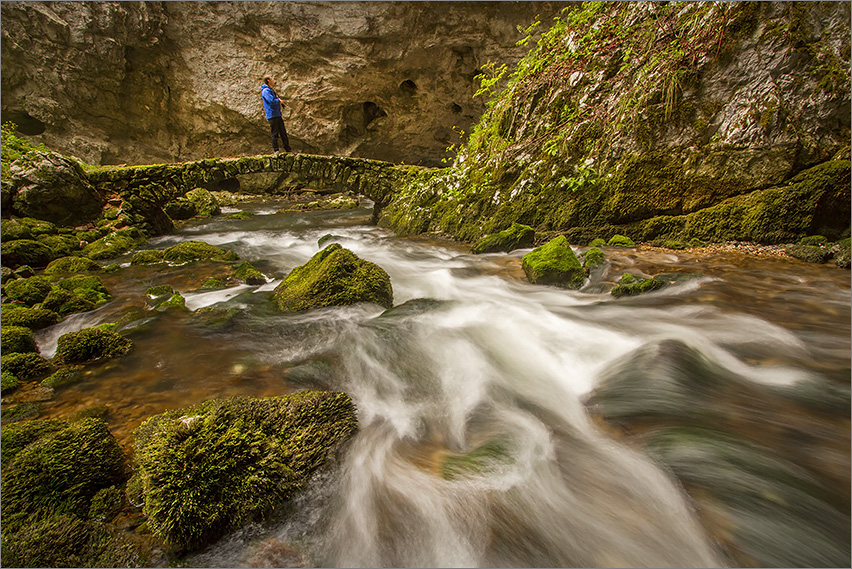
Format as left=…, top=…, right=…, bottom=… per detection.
left=201, top=277, right=228, bottom=290
left=611, top=273, right=666, bottom=297
left=1, top=239, right=55, bottom=268
left=1, top=418, right=66, bottom=467
left=317, top=233, right=343, bottom=247
left=663, top=240, right=686, bottom=250
left=1, top=305, right=61, bottom=330
left=1, top=418, right=126, bottom=532
left=76, top=227, right=108, bottom=243
left=1, top=325, right=39, bottom=354
left=785, top=244, right=832, bottom=264
left=799, top=235, right=829, bottom=247
left=53, top=327, right=133, bottom=365
left=88, top=486, right=124, bottom=522
left=41, top=287, right=96, bottom=316
left=834, top=239, right=851, bottom=268
left=233, top=261, right=265, bottom=285
left=2, top=401, right=41, bottom=423
left=130, top=249, right=165, bottom=265
left=43, top=255, right=102, bottom=274
left=1, top=217, right=57, bottom=241
left=145, top=284, right=174, bottom=298
left=588, top=238, right=607, bottom=247
left=582, top=247, right=606, bottom=271
left=607, top=234, right=636, bottom=247
left=133, top=391, right=358, bottom=550
left=441, top=439, right=513, bottom=481
left=2, top=370, right=20, bottom=393
left=36, top=233, right=79, bottom=258
left=0, top=513, right=141, bottom=568
left=226, top=211, right=253, bottom=220
left=521, top=236, right=585, bottom=289
left=163, top=240, right=239, bottom=264
left=54, top=275, right=111, bottom=304
left=185, top=188, right=221, bottom=217
left=0, top=352, right=52, bottom=380
left=69, top=404, right=111, bottom=423
left=273, top=243, right=393, bottom=311
left=156, top=292, right=188, bottom=312
left=164, top=199, right=197, bottom=221
left=41, top=366, right=85, bottom=389
left=3, top=275, right=53, bottom=305
left=689, top=237, right=707, bottom=247
left=471, top=222, right=535, bottom=254
left=82, top=231, right=139, bottom=261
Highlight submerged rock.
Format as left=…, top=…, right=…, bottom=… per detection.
left=274, top=243, right=393, bottom=311
left=471, top=222, right=535, bottom=254
left=521, top=235, right=585, bottom=289
left=610, top=272, right=703, bottom=298
left=133, top=391, right=358, bottom=550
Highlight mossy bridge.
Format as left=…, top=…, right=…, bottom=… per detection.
left=87, top=152, right=422, bottom=227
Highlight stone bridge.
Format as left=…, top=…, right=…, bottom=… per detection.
left=86, top=152, right=424, bottom=230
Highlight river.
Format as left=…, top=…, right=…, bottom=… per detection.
left=29, top=199, right=850, bottom=567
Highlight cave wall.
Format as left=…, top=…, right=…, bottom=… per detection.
left=1, top=1, right=571, bottom=166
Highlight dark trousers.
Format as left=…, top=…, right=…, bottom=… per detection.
left=268, top=116, right=291, bottom=152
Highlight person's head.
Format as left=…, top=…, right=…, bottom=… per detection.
left=263, top=74, right=274, bottom=87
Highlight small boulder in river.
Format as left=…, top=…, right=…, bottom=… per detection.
left=133, top=391, right=358, bottom=550
left=471, top=222, right=535, bottom=254
left=521, top=235, right=585, bottom=289
left=53, top=327, right=132, bottom=365
left=274, top=243, right=393, bottom=311
left=8, top=151, right=104, bottom=226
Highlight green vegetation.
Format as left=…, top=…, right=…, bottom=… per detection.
left=162, top=240, right=239, bottom=264
left=1, top=371, right=20, bottom=393
left=582, top=247, right=605, bottom=271
left=82, top=232, right=140, bottom=260
left=274, top=243, right=393, bottom=311
left=0, top=352, right=52, bottom=380
left=53, top=327, right=133, bottom=365
left=1, top=325, right=39, bottom=354
left=130, top=249, right=165, bottom=265
left=233, top=261, right=265, bottom=285
left=41, top=366, right=85, bottom=389
left=43, top=256, right=102, bottom=274
left=607, top=234, right=635, bottom=247
left=2, top=275, right=53, bottom=305
left=41, top=288, right=95, bottom=316
left=521, top=235, right=585, bottom=288
left=1, top=239, right=55, bottom=268
left=133, top=391, right=358, bottom=550
left=442, top=439, right=513, bottom=481
left=470, top=222, right=535, bottom=254
left=1, top=122, right=48, bottom=180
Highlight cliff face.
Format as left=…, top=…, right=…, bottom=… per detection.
left=1, top=1, right=569, bottom=166
left=382, top=2, right=851, bottom=244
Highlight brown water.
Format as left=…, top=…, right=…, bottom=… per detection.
left=17, top=201, right=851, bottom=567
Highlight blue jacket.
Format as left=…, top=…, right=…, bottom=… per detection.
left=261, top=83, right=281, bottom=119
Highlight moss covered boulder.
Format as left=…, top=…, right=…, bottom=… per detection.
left=1, top=238, right=55, bottom=268
left=274, top=244, right=393, bottom=311
left=0, top=352, right=52, bottom=381
left=163, top=240, right=239, bottom=264
left=1, top=418, right=126, bottom=531
left=233, top=261, right=265, bottom=285
left=582, top=247, right=606, bottom=271
left=130, top=249, right=165, bottom=265
left=1, top=306, right=61, bottom=330
left=2, top=371, right=20, bottom=393
left=785, top=244, right=833, bottom=264
left=3, top=275, right=53, bottom=305
left=521, top=236, right=585, bottom=289
left=41, top=288, right=96, bottom=316
left=607, top=234, right=636, bottom=247
left=1, top=217, right=57, bottom=241
left=1, top=325, right=39, bottom=354
left=134, top=391, right=358, bottom=550
left=185, top=188, right=221, bottom=217
left=611, top=272, right=703, bottom=298
left=44, top=256, right=102, bottom=274
left=82, top=231, right=140, bottom=260
left=471, top=222, right=535, bottom=254
left=53, top=327, right=133, bottom=365
left=54, top=275, right=111, bottom=305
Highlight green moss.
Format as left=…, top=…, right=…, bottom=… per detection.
left=470, top=222, right=535, bottom=254
left=1, top=352, right=52, bottom=380
left=163, top=240, right=239, bottom=264
left=689, top=237, right=707, bottom=247
left=68, top=404, right=111, bottom=422
left=2, top=401, right=41, bottom=423
left=54, top=275, right=110, bottom=304
left=588, top=238, right=606, bottom=247
left=130, top=249, right=165, bottom=265
left=145, top=284, right=173, bottom=298
left=1, top=325, right=39, bottom=354
left=611, top=272, right=702, bottom=297
left=2, top=370, right=20, bottom=393
left=834, top=239, right=851, bottom=268
left=582, top=247, right=605, bottom=271
left=1, top=239, right=55, bottom=269
left=317, top=234, right=342, bottom=247
left=88, top=486, right=124, bottom=522
left=1, top=418, right=126, bottom=532
left=41, top=366, right=84, bottom=389
left=233, top=261, right=265, bottom=285
left=1, top=122, right=49, bottom=179
left=200, top=277, right=228, bottom=290
left=3, top=275, right=52, bottom=305
left=184, top=188, right=221, bottom=217
left=41, top=288, right=96, bottom=316
left=133, top=391, right=358, bottom=550
left=82, top=232, right=140, bottom=261
left=274, top=244, right=393, bottom=311
left=43, top=256, right=102, bottom=274
left=36, top=234, right=79, bottom=258
left=785, top=244, right=832, bottom=264
left=53, top=327, right=133, bottom=365
left=607, top=234, right=636, bottom=247
left=76, top=228, right=108, bottom=243
left=521, top=235, right=585, bottom=288
left=0, top=418, right=66, bottom=467
left=1, top=217, right=57, bottom=240
left=799, top=235, right=828, bottom=247
left=226, top=211, right=253, bottom=220
left=157, top=292, right=188, bottom=312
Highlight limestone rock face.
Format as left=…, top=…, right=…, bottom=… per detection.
left=9, top=151, right=104, bottom=226
left=1, top=1, right=569, bottom=166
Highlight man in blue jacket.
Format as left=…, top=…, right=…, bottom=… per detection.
left=261, top=74, right=292, bottom=153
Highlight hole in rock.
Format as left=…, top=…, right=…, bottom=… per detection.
left=3, top=110, right=46, bottom=135
left=399, top=79, right=417, bottom=94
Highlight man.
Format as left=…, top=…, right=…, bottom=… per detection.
left=261, top=74, right=292, bottom=153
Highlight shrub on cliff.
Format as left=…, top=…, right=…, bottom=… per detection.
left=274, top=243, right=393, bottom=311
left=471, top=222, right=535, bottom=254
left=1, top=122, right=48, bottom=180
left=133, top=392, right=358, bottom=550
left=54, top=327, right=133, bottom=365
left=521, top=235, right=585, bottom=289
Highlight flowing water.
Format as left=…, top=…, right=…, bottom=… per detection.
left=21, top=200, right=850, bottom=567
